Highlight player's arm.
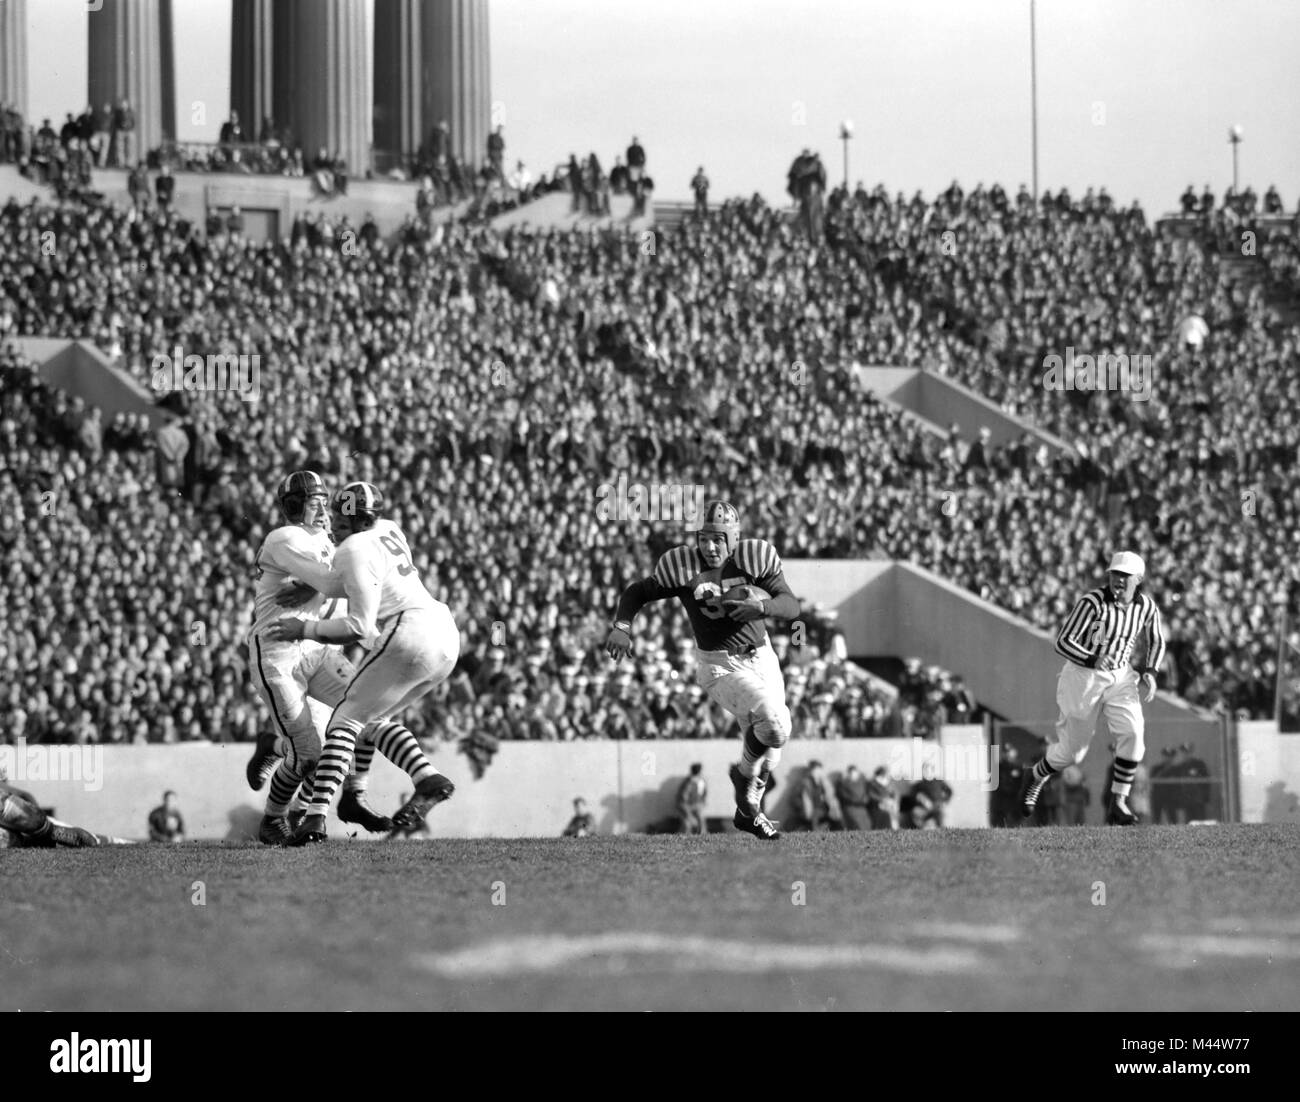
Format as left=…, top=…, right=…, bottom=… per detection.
left=724, top=540, right=802, bottom=622
left=1136, top=600, right=1166, bottom=702
left=264, top=533, right=348, bottom=602
left=606, top=575, right=673, bottom=660
left=1055, top=593, right=1104, bottom=666
left=270, top=546, right=380, bottom=646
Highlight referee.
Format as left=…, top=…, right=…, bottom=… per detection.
left=1021, top=551, right=1166, bottom=825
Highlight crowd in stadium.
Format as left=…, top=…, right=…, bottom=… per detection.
left=1, top=157, right=1299, bottom=745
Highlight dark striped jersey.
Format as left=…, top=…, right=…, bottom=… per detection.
left=645, top=539, right=795, bottom=652
left=1055, top=587, right=1166, bottom=674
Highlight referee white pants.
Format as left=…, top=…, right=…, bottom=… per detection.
left=1049, top=662, right=1144, bottom=770
left=695, top=638, right=792, bottom=747
left=328, top=604, right=460, bottom=737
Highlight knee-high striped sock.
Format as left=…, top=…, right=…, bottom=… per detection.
left=738, top=728, right=765, bottom=777
left=371, top=721, right=438, bottom=785
left=1024, top=758, right=1057, bottom=805
left=1111, top=756, right=1138, bottom=799
left=266, top=762, right=301, bottom=817
left=308, top=728, right=358, bottom=816
left=345, top=739, right=378, bottom=793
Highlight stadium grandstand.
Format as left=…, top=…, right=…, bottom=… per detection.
left=3, top=170, right=1300, bottom=756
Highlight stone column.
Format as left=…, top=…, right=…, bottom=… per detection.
left=373, top=0, right=423, bottom=166
left=87, top=0, right=175, bottom=160
left=421, top=0, right=491, bottom=170
left=278, top=0, right=370, bottom=174
left=230, top=0, right=274, bottom=141
left=0, top=0, right=28, bottom=118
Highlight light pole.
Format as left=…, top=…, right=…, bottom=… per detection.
left=839, top=120, right=853, bottom=190
left=1228, top=125, right=1243, bottom=196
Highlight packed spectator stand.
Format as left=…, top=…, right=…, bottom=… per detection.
left=2, top=146, right=1299, bottom=747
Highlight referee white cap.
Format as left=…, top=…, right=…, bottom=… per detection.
left=1108, top=551, right=1145, bottom=577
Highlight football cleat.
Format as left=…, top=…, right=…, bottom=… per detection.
left=1105, top=794, right=1140, bottom=826
left=1019, top=769, right=1048, bottom=819
left=390, top=774, right=455, bottom=831
left=338, top=788, right=394, bottom=833
left=287, top=808, right=306, bottom=833
left=287, top=814, right=328, bottom=846
left=728, top=763, right=762, bottom=816
left=50, top=823, right=101, bottom=847
left=245, top=730, right=282, bottom=791
left=258, top=814, right=293, bottom=846
left=733, top=809, right=780, bottom=840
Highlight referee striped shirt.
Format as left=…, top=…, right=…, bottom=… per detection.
left=1055, top=587, right=1166, bottom=674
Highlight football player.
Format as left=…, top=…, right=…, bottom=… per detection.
left=247, top=471, right=448, bottom=844
left=1, top=773, right=103, bottom=847
left=605, top=500, right=801, bottom=840
left=267, top=482, right=459, bottom=845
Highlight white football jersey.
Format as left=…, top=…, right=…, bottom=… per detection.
left=248, top=524, right=345, bottom=640
left=332, top=520, right=444, bottom=648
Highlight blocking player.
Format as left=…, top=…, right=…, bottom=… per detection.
left=1021, top=551, right=1166, bottom=826
left=605, top=500, right=801, bottom=840
left=247, top=471, right=448, bottom=844
left=267, top=482, right=459, bottom=845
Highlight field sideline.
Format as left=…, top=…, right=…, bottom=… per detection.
left=2, top=824, right=1297, bottom=1012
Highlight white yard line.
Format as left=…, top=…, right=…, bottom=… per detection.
left=415, top=932, right=990, bottom=978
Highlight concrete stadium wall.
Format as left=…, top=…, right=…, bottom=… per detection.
left=9, top=731, right=992, bottom=842
left=0, top=165, right=459, bottom=237
left=490, top=190, right=651, bottom=233
left=1235, top=723, right=1300, bottom=824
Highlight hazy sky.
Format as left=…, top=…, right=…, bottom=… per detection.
left=23, top=0, right=1300, bottom=211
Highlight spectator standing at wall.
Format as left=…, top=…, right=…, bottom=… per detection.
left=111, top=99, right=136, bottom=167
left=148, top=790, right=185, bottom=843
left=154, top=163, right=175, bottom=210
left=128, top=161, right=150, bottom=209
left=794, top=761, right=839, bottom=831
left=562, top=797, right=595, bottom=837
left=676, top=763, right=707, bottom=834
left=836, top=764, right=871, bottom=830
left=691, top=166, right=710, bottom=218
left=487, top=125, right=505, bottom=179
left=901, top=763, right=952, bottom=828
left=866, top=766, right=898, bottom=829
left=990, top=742, right=1023, bottom=827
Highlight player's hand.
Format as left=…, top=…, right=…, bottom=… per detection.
left=1095, top=655, right=1120, bottom=672
left=275, top=580, right=318, bottom=608
left=267, top=618, right=307, bottom=642
left=1139, top=673, right=1157, bottom=703
left=606, top=627, right=633, bottom=662
left=722, top=596, right=767, bottom=622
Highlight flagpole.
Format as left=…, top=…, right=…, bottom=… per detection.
left=1275, top=597, right=1288, bottom=726
left=1030, top=0, right=1039, bottom=202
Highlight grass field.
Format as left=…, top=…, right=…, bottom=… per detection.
left=2, top=824, right=1298, bottom=1012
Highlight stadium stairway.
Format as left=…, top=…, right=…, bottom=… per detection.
left=852, top=365, right=1074, bottom=454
